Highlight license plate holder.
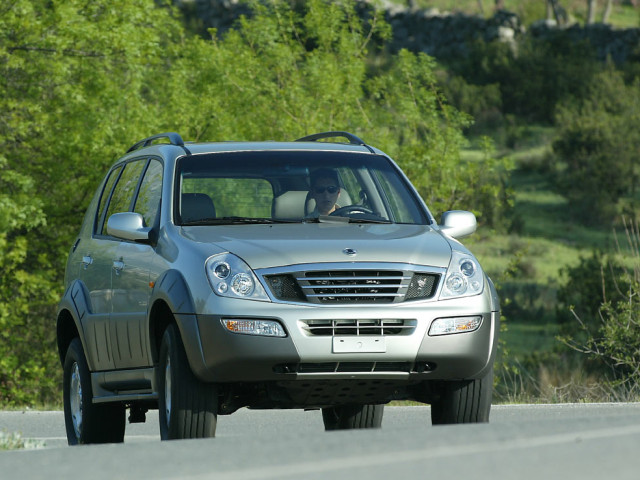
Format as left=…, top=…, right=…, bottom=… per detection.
left=332, top=336, right=386, bottom=353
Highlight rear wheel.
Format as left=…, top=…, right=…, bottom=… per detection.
left=430, top=368, right=493, bottom=425
left=322, top=404, right=384, bottom=430
left=157, top=324, right=218, bottom=440
left=63, top=338, right=126, bottom=445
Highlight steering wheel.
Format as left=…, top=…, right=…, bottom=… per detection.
left=330, top=205, right=375, bottom=216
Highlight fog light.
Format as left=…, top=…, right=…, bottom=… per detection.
left=429, top=316, right=482, bottom=336
left=222, top=319, right=286, bottom=337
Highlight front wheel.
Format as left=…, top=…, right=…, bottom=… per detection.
left=63, top=338, right=125, bottom=444
left=157, top=324, right=218, bottom=440
left=430, top=368, right=493, bottom=425
left=322, top=404, right=384, bottom=430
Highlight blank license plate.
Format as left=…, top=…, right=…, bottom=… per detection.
left=332, top=336, right=386, bottom=353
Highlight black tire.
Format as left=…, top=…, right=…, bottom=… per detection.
left=430, top=368, right=493, bottom=425
left=63, top=338, right=126, bottom=445
left=157, top=324, right=218, bottom=440
left=322, top=404, right=384, bottom=431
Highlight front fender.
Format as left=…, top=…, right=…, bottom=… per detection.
left=149, top=269, right=197, bottom=314
left=148, top=270, right=209, bottom=380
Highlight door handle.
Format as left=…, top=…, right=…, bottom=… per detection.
left=82, top=255, right=93, bottom=269
left=113, top=259, right=125, bottom=273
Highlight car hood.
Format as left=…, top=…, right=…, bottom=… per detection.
left=180, top=223, right=453, bottom=270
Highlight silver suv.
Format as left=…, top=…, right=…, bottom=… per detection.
left=57, top=131, right=499, bottom=444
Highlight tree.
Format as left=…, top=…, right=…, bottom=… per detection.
left=0, top=157, right=55, bottom=404
left=0, top=0, right=185, bottom=405
left=552, top=68, right=640, bottom=224
left=0, top=0, right=513, bottom=405
left=587, top=0, right=597, bottom=24
left=586, top=0, right=614, bottom=24
left=602, top=0, right=613, bottom=23
left=548, top=0, right=568, bottom=24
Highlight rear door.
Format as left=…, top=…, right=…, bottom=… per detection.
left=78, top=165, right=123, bottom=371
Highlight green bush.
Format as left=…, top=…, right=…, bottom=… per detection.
left=551, top=68, right=640, bottom=224
left=556, top=251, right=629, bottom=334
left=561, top=220, right=640, bottom=389
left=440, top=35, right=602, bottom=123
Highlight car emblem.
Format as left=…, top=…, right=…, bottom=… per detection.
left=343, top=248, right=357, bottom=256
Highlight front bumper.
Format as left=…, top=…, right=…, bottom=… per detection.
left=177, top=290, right=499, bottom=384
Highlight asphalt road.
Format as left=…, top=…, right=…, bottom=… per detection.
left=2, top=404, right=640, bottom=479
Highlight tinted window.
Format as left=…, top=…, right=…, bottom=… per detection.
left=101, top=160, right=146, bottom=235
left=134, top=159, right=163, bottom=227
left=94, top=165, right=123, bottom=234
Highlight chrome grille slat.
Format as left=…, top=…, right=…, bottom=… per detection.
left=306, top=293, right=406, bottom=298
left=300, top=284, right=409, bottom=290
left=301, top=319, right=416, bottom=336
left=296, top=276, right=411, bottom=282
left=299, top=269, right=408, bottom=304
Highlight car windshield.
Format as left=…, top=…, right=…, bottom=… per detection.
left=175, top=150, right=429, bottom=225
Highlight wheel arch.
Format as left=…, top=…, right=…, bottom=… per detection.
left=147, top=270, right=207, bottom=378
left=57, top=308, right=80, bottom=366
left=148, top=299, right=176, bottom=365
left=56, top=281, right=90, bottom=366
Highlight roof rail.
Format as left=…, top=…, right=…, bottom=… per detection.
left=126, top=132, right=186, bottom=154
left=295, top=131, right=367, bottom=146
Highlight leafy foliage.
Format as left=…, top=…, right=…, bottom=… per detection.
left=0, top=0, right=513, bottom=406
left=551, top=68, right=640, bottom=224
left=561, top=219, right=640, bottom=390
left=442, top=35, right=601, bottom=124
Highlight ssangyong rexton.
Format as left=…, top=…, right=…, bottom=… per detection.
left=56, top=131, right=499, bottom=444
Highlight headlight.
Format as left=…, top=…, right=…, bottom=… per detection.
left=205, top=253, right=270, bottom=302
left=439, top=250, right=484, bottom=299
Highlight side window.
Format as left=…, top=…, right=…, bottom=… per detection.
left=94, top=165, right=123, bottom=234
left=373, top=170, right=422, bottom=223
left=101, top=160, right=146, bottom=235
left=134, top=159, right=163, bottom=227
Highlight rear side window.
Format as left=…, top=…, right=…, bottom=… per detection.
left=100, top=160, right=146, bottom=235
left=94, top=165, right=122, bottom=234
left=134, top=159, right=163, bottom=227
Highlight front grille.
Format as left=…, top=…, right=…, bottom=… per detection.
left=263, top=267, right=440, bottom=305
left=301, top=270, right=406, bottom=303
left=301, top=319, right=416, bottom=336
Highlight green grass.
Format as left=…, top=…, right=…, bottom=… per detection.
left=501, top=320, right=561, bottom=358
left=0, top=430, right=44, bottom=450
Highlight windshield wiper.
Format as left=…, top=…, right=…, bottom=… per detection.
left=181, top=217, right=299, bottom=226
left=303, top=215, right=391, bottom=224
left=347, top=218, right=392, bottom=224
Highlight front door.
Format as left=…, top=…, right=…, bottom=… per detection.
left=109, top=159, right=163, bottom=369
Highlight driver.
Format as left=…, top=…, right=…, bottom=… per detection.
left=308, top=168, right=341, bottom=216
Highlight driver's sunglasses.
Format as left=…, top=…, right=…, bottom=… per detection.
left=313, top=185, right=339, bottom=194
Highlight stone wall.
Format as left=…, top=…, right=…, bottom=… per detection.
left=175, top=0, right=640, bottom=63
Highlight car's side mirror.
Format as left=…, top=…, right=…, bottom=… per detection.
left=439, top=210, right=477, bottom=239
left=107, top=212, right=152, bottom=242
